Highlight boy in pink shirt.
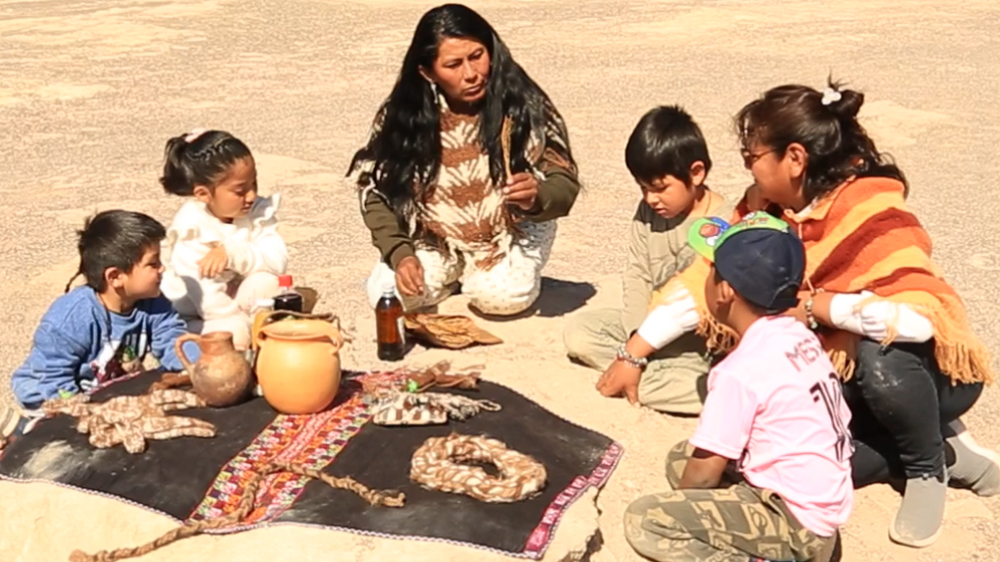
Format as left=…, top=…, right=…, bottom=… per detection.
left=624, top=212, right=853, bottom=562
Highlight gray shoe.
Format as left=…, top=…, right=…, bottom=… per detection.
left=889, top=471, right=946, bottom=548
left=944, top=419, right=1000, bottom=496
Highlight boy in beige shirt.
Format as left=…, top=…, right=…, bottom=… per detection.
left=563, top=106, right=733, bottom=414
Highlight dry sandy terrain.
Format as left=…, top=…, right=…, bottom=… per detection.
left=2, top=0, right=1000, bottom=561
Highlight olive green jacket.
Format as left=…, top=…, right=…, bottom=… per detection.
left=621, top=194, right=735, bottom=335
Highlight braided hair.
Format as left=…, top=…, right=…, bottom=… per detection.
left=159, top=130, right=253, bottom=195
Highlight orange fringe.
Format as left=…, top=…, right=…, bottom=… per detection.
left=861, top=292, right=994, bottom=385
left=653, top=219, right=993, bottom=386
left=695, top=314, right=739, bottom=355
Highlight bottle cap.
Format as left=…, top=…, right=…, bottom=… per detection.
left=278, top=274, right=293, bottom=288
left=381, top=278, right=396, bottom=296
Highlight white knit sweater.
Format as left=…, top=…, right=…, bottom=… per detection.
left=160, top=194, right=288, bottom=321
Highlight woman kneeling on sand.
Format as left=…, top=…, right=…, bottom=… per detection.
left=348, top=3, right=580, bottom=317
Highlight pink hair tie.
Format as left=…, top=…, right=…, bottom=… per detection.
left=184, top=128, right=208, bottom=143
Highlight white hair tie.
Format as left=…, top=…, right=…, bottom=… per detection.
left=184, top=128, right=208, bottom=143
left=821, top=88, right=842, bottom=106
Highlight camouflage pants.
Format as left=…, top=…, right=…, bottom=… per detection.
left=624, top=441, right=833, bottom=562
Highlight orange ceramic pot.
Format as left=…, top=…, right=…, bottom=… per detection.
left=255, top=316, right=345, bottom=414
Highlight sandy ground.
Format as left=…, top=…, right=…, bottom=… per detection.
left=2, top=0, right=1000, bottom=560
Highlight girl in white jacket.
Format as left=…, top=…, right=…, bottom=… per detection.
left=158, top=129, right=288, bottom=350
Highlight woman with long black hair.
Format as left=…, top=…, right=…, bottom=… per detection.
left=349, top=3, right=580, bottom=316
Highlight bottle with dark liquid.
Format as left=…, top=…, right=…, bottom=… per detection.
left=375, top=281, right=406, bottom=361
left=273, top=274, right=303, bottom=320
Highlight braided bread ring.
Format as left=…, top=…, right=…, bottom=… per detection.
left=410, top=434, right=546, bottom=503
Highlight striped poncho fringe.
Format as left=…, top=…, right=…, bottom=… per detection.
left=652, top=177, right=994, bottom=385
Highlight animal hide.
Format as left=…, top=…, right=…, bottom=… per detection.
left=404, top=313, right=502, bottom=349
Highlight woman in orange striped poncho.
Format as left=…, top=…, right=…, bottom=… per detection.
left=598, top=82, right=996, bottom=548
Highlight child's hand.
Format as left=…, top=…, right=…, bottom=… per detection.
left=596, top=360, right=642, bottom=405
left=503, top=172, right=539, bottom=211
left=198, top=244, right=229, bottom=278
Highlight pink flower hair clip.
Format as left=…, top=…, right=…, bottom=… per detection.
left=184, top=128, right=208, bottom=143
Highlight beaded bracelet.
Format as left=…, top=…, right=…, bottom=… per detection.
left=805, top=289, right=825, bottom=331
left=616, top=343, right=648, bottom=369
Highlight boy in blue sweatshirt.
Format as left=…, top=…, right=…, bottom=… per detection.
left=1, top=210, right=196, bottom=443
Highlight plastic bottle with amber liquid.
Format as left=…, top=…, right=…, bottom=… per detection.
left=273, top=274, right=303, bottom=319
left=375, top=279, right=406, bottom=361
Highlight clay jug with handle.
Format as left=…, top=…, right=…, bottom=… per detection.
left=255, top=313, right=345, bottom=415
left=174, top=331, right=255, bottom=408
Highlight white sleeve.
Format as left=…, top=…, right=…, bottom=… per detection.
left=635, top=287, right=700, bottom=349
left=829, top=291, right=934, bottom=343
left=225, top=225, right=288, bottom=276
left=161, top=203, right=244, bottom=321
left=166, top=238, right=241, bottom=321
left=225, top=195, right=289, bottom=277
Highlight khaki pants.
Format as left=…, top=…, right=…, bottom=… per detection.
left=562, top=307, right=710, bottom=415
left=624, top=441, right=837, bottom=562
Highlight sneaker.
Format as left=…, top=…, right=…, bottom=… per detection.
left=944, top=419, right=1000, bottom=496
left=889, top=470, right=946, bottom=548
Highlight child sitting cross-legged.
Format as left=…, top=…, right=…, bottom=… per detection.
left=623, top=212, right=853, bottom=562
left=563, top=105, right=733, bottom=414
left=2, top=210, right=195, bottom=444
left=158, top=129, right=288, bottom=351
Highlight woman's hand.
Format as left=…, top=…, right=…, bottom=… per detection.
left=503, top=172, right=539, bottom=211
left=198, top=244, right=229, bottom=279
left=394, top=256, right=426, bottom=296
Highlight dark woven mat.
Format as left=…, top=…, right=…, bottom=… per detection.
left=0, top=369, right=622, bottom=558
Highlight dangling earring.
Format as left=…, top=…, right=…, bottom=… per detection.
left=428, top=80, right=441, bottom=106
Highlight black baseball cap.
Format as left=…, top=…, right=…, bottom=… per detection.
left=687, top=211, right=805, bottom=311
